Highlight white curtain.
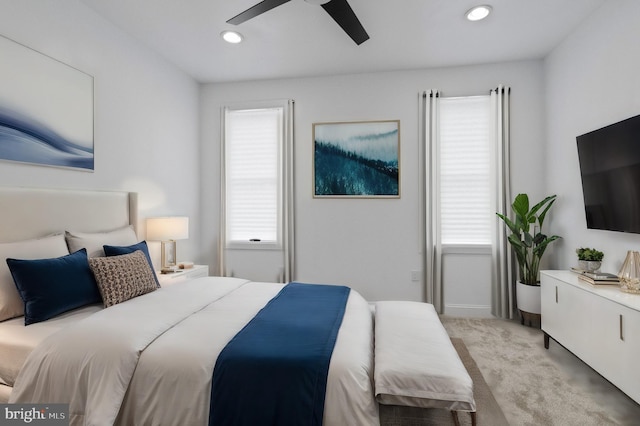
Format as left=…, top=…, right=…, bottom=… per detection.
left=282, top=100, right=296, bottom=282
left=490, top=85, right=514, bottom=319
left=218, top=106, right=228, bottom=278
left=420, top=90, right=443, bottom=312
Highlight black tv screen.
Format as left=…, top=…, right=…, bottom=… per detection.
left=576, top=114, right=640, bottom=234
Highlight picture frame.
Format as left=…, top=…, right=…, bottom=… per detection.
left=0, top=35, right=94, bottom=171
left=313, top=120, right=400, bottom=198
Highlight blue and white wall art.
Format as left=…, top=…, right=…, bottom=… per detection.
left=0, top=35, right=94, bottom=171
left=313, top=120, right=400, bottom=197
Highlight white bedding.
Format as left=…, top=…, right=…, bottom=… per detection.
left=0, top=384, right=10, bottom=403
left=9, top=277, right=380, bottom=426
left=0, top=304, right=101, bottom=387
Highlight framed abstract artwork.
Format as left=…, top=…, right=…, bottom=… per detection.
left=0, top=35, right=94, bottom=171
left=313, top=120, right=400, bottom=198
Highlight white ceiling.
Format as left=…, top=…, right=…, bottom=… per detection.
left=80, top=0, right=606, bottom=83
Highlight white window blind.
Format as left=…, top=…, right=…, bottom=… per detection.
left=224, top=107, right=283, bottom=245
left=439, top=95, right=491, bottom=245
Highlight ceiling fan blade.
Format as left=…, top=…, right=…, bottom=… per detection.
left=227, top=0, right=292, bottom=25
left=321, top=0, right=369, bottom=45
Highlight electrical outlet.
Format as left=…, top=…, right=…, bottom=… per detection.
left=411, top=270, right=421, bottom=282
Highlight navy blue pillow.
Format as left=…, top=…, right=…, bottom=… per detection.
left=103, top=240, right=160, bottom=287
left=6, top=248, right=101, bottom=325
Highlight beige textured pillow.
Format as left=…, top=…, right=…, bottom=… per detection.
left=89, top=250, right=157, bottom=308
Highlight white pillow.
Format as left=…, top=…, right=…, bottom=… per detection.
left=65, top=225, right=137, bottom=258
left=0, top=234, right=70, bottom=321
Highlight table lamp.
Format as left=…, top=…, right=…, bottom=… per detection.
left=146, top=216, right=189, bottom=273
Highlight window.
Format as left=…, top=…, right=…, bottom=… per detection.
left=439, top=95, right=491, bottom=245
left=224, top=105, right=283, bottom=247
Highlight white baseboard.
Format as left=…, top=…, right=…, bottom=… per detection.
left=444, top=303, right=493, bottom=318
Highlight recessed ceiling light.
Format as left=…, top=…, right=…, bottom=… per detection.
left=304, top=0, right=331, bottom=5
left=466, top=5, right=492, bottom=21
left=221, top=30, right=243, bottom=44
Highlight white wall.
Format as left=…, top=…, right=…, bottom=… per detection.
left=3, top=0, right=588, bottom=308
left=201, top=61, right=546, bottom=303
left=545, top=0, right=640, bottom=274
left=0, top=0, right=201, bottom=268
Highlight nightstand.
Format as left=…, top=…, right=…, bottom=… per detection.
left=157, top=264, right=209, bottom=286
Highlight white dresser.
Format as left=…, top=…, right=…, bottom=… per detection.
left=541, top=270, right=640, bottom=404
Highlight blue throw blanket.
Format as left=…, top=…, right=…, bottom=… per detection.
left=209, top=282, right=351, bottom=426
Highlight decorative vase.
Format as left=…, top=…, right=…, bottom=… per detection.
left=618, top=251, right=640, bottom=294
left=578, top=260, right=601, bottom=272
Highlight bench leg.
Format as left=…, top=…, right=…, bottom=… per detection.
left=451, top=411, right=461, bottom=426
left=452, top=410, right=476, bottom=426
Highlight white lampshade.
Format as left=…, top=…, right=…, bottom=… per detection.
left=146, top=217, right=189, bottom=241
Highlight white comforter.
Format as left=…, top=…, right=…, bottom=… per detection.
left=10, top=277, right=379, bottom=426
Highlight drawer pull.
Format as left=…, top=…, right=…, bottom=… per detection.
left=555, top=286, right=558, bottom=303
left=620, top=314, right=624, bottom=341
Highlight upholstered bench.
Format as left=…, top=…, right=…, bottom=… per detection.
left=374, top=301, right=476, bottom=426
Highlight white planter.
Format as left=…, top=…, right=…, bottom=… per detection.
left=516, top=281, right=541, bottom=315
left=578, top=260, right=601, bottom=272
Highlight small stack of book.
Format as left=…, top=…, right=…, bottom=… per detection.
left=576, top=271, right=620, bottom=286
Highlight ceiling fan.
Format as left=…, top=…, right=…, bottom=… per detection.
left=227, top=0, right=369, bottom=45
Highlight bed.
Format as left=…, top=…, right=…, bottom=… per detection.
left=0, top=186, right=380, bottom=425
left=1, top=186, right=476, bottom=425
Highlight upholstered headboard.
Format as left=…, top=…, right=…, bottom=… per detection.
left=0, top=187, right=138, bottom=243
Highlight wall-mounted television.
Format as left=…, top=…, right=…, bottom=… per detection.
left=576, top=113, right=640, bottom=234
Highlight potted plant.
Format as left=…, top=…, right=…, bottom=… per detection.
left=496, top=194, right=561, bottom=321
left=576, top=247, right=604, bottom=272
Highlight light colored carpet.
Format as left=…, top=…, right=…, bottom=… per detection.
left=440, top=316, right=640, bottom=426
left=380, top=338, right=508, bottom=426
